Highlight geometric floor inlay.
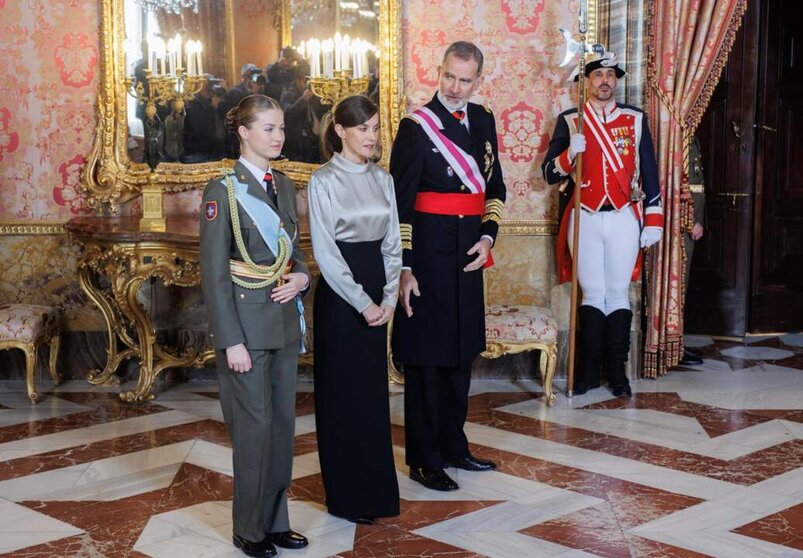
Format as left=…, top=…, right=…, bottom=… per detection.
left=1, top=335, right=803, bottom=557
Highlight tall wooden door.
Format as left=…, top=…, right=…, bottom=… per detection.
left=750, top=0, right=803, bottom=332
left=686, top=0, right=759, bottom=336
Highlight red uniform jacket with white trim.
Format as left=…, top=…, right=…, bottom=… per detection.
left=541, top=102, right=663, bottom=283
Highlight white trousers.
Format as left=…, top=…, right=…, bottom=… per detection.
left=568, top=207, right=640, bottom=315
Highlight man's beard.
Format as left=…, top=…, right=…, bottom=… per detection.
left=592, top=87, right=613, bottom=102
left=439, top=93, right=466, bottom=112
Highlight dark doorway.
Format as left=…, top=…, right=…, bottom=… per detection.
left=686, top=0, right=803, bottom=335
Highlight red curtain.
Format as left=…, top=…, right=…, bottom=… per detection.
left=643, top=0, right=748, bottom=377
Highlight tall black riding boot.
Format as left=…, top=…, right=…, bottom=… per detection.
left=606, top=309, right=633, bottom=397
left=575, top=305, right=606, bottom=395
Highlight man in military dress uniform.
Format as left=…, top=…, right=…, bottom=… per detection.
left=679, top=135, right=705, bottom=365
left=390, top=41, right=506, bottom=491
left=542, top=52, right=663, bottom=397
left=201, top=154, right=310, bottom=557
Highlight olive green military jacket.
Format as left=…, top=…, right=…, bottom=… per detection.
left=200, top=161, right=309, bottom=351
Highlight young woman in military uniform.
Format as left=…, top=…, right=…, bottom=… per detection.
left=200, top=94, right=310, bottom=558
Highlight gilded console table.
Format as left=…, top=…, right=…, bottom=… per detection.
left=66, top=216, right=313, bottom=402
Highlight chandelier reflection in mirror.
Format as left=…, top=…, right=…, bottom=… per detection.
left=137, top=0, right=198, bottom=15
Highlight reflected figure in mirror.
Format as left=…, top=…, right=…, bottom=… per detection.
left=182, top=79, right=226, bottom=163
left=283, top=64, right=327, bottom=164
left=266, top=47, right=299, bottom=108
left=163, top=99, right=185, bottom=162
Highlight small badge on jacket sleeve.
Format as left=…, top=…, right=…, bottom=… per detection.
left=205, top=201, right=218, bottom=221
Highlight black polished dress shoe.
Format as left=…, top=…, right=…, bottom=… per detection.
left=684, top=347, right=703, bottom=358
left=679, top=349, right=704, bottom=366
left=232, top=535, right=277, bottom=557
left=445, top=454, right=497, bottom=471
left=266, top=530, right=309, bottom=549
left=331, top=512, right=376, bottom=525
left=409, top=466, right=459, bottom=491
left=571, top=382, right=600, bottom=396
left=611, top=384, right=632, bottom=397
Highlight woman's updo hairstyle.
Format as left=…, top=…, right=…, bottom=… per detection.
left=322, top=94, right=378, bottom=159
left=225, top=94, right=282, bottom=141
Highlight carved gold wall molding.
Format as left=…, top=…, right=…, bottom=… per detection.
left=498, top=220, right=558, bottom=236
left=0, top=222, right=67, bottom=235
left=80, top=0, right=405, bottom=211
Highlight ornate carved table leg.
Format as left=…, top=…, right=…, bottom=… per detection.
left=77, top=259, right=129, bottom=386
left=116, top=275, right=156, bottom=403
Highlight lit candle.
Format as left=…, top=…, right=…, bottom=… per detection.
left=175, top=33, right=182, bottom=71
left=185, top=41, right=192, bottom=75
left=155, top=37, right=166, bottom=75
left=334, top=32, right=342, bottom=71
left=167, top=38, right=175, bottom=75
left=323, top=39, right=333, bottom=77
left=297, top=40, right=305, bottom=60
left=342, top=34, right=350, bottom=71
left=310, top=39, right=320, bottom=77
left=196, top=42, right=203, bottom=75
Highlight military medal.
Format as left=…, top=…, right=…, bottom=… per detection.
left=447, top=166, right=455, bottom=177
left=484, top=141, right=494, bottom=180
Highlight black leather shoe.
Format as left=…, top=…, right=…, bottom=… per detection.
left=409, top=466, right=459, bottom=491
left=266, top=530, right=308, bottom=549
left=232, top=535, right=277, bottom=557
left=331, top=512, right=376, bottom=525
left=572, top=383, right=600, bottom=396
left=685, top=347, right=703, bottom=358
left=679, top=349, right=703, bottom=366
left=445, top=454, right=497, bottom=471
left=611, top=384, right=632, bottom=397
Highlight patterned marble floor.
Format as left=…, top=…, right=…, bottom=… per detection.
left=1, top=335, right=802, bottom=558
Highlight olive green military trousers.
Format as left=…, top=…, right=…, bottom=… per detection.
left=216, top=343, right=298, bottom=541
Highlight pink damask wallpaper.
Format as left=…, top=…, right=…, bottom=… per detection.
left=401, top=0, right=576, bottom=223
left=0, top=0, right=99, bottom=220
left=0, top=0, right=577, bottom=329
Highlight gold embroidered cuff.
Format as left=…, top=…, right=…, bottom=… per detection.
left=482, top=199, right=504, bottom=224
left=401, top=241, right=412, bottom=250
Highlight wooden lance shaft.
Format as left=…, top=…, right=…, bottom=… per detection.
left=567, top=47, right=587, bottom=397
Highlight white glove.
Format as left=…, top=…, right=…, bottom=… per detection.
left=640, top=226, right=662, bottom=248
left=568, top=133, right=586, bottom=158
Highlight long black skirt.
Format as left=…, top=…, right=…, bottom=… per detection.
left=313, top=239, right=400, bottom=519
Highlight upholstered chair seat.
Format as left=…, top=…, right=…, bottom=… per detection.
left=0, top=304, right=61, bottom=403
left=482, top=273, right=559, bottom=406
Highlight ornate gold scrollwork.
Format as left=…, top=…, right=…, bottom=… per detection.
left=72, top=230, right=214, bottom=402
left=80, top=0, right=405, bottom=211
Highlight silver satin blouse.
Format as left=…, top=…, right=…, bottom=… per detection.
left=308, top=153, right=403, bottom=313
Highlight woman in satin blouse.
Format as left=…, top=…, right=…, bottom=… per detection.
left=308, top=95, right=402, bottom=524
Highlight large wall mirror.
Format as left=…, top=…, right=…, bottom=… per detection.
left=83, top=0, right=403, bottom=210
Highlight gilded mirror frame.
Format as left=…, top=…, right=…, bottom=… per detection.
left=82, top=0, right=404, bottom=211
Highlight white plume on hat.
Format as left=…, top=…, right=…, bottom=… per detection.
left=569, top=50, right=626, bottom=82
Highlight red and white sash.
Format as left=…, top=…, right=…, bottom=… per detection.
left=409, top=107, right=486, bottom=194
left=583, top=102, right=632, bottom=197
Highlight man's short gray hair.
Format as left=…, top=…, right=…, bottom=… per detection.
left=443, top=41, right=484, bottom=75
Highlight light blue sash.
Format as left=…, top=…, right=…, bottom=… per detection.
left=231, top=174, right=307, bottom=354
left=231, top=175, right=291, bottom=256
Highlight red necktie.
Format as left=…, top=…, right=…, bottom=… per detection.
left=263, top=171, right=277, bottom=202
left=452, top=110, right=465, bottom=121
